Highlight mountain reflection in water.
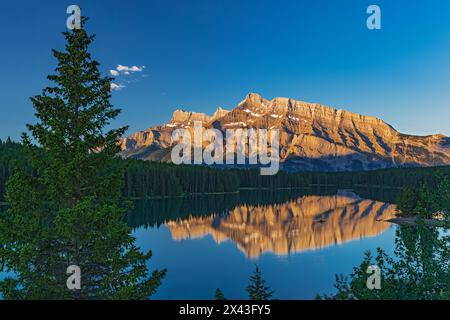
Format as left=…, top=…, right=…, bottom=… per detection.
left=162, top=191, right=396, bottom=258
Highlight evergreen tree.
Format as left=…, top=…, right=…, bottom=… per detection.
left=0, top=17, right=165, bottom=299
left=396, top=187, right=417, bottom=216
left=321, top=224, right=449, bottom=300
left=431, top=171, right=450, bottom=218
left=415, top=184, right=433, bottom=218
left=214, top=288, right=227, bottom=300
left=246, top=265, right=273, bottom=300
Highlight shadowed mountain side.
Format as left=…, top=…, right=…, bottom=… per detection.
left=165, top=192, right=396, bottom=258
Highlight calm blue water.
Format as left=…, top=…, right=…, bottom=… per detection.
left=131, top=190, right=398, bottom=300
left=0, top=189, right=399, bottom=300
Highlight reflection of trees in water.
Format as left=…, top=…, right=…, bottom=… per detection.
left=352, top=187, right=401, bottom=204
left=126, top=187, right=401, bottom=230
left=132, top=191, right=397, bottom=258
left=325, top=223, right=450, bottom=300
left=126, top=188, right=339, bottom=229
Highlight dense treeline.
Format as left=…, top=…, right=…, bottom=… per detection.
left=236, top=169, right=313, bottom=189
left=395, top=171, right=450, bottom=218
left=0, top=141, right=449, bottom=201
left=236, top=166, right=450, bottom=190
left=0, top=138, right=28, bottom=201
left=123, top=160, right=240, bottom=198
left=327, top=166, right=450, bottom=189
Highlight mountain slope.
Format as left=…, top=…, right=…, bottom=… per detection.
left=120, top=93, right=450, bottom=172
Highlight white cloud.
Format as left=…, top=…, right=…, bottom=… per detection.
left=111, top=83, right=125, bottom=91
left=116, top=64, right=145, bottom=73
left=109, top=64, right=147, bottom=91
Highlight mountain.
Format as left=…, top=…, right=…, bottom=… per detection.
left=120, top=93, right=450, bottom=172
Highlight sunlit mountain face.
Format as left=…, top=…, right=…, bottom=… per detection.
left=165, top=191, right=396, bottom=258
left=120, top=93, right=450, bottom=171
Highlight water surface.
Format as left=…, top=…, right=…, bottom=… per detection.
left=129, top=189, right=397, bottom=299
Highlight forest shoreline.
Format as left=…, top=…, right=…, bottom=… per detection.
left=0, top=185, right=402, bottom=204
left=124, top=187, right=313, bottom=201
left=386, top=216, right=445, bottom=227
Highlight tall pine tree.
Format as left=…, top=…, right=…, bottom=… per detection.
left=246, top=265, right=273, bottom=300
left=214, top=288, right=227, bottom=300
left=0, top=16, right=166, bottom=299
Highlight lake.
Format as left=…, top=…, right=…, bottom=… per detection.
left=127, top=189, right=398, bottom=300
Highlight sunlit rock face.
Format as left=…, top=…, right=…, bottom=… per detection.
left=165, top=192, right=396, bottom=258
left=120, top=93, right=450, bottom=171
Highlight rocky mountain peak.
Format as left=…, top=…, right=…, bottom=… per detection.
left=170, top=109, right=211, bottom=124
left=120, top=93, right=450, bottom=171
left=239, top=93, right=271, bottom=108
left=212, top=107, right=230, bottom=120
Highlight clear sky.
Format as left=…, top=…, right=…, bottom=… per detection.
left=1, top=0, right=450, bottom=140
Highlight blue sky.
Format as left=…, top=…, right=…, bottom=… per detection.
left=1, top=0, right=450, bottom=140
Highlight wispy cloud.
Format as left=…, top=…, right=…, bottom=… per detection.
left=110, top=65, right=145, bottom=77
left=109, top=64, right=147, bottom=92
left=116, top=64, right=145, bottom=73
left=111, top=83, right=125, bottom=91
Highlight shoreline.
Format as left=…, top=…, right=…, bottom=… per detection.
left=125, top=186, right=321, bottom=200
left=386, top=216, right=445, bottom=227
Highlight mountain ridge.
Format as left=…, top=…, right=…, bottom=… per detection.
left=120, top=93, right=450, bottom=172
